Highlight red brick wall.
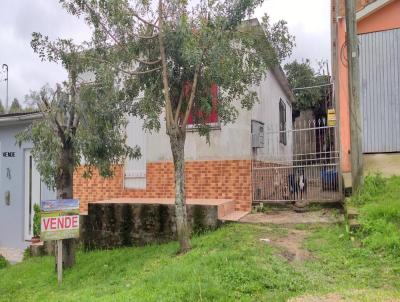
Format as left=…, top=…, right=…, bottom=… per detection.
left=74, top=160, right=252, bottom=213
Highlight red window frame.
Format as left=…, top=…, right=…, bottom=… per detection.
left=186, top=83, right=219, bottom=125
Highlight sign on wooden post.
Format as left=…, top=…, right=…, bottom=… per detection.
left=40, top=199, right=80, bottom=284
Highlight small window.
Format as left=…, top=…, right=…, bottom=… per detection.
left=279, top=99, right=287, bottom=145
left=187, top=83, right=219, bottom=126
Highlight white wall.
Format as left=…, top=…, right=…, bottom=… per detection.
left=125, top=70, right=293, bottom=166
left=251, top=70, right=293, bottom=163
left=146, top=99, right=252, bottom=162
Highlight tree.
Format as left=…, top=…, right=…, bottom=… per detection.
left=284, top=60, right=330, bottom=113
left=9, top=98, right=22, bottom=113
left=17, top=42, right=139, bottom=267
left=57, top=0, right=294, bottom=253
left=0, top=100, right=4, bottom=114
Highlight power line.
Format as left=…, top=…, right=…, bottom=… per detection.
left=293, top=83, right=333, bottom=91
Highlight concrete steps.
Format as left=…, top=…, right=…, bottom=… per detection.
left=217, top=199, right=249, bottom=222
left=220, top=211, right=249, bottom=222
left=345, top=205, right=361, bottom=232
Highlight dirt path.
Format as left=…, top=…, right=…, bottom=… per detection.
left=0, top=247, right=24, bottom=264
left=270, top=229, right=312, bottom=261
left=242, top=209, right=343, bottom=225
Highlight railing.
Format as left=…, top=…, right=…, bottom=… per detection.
left=252, top=119, right=342, bottom=203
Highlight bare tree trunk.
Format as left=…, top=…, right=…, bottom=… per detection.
left=55, top=145, right=75, bottom=269
left=169, top=128, right=191, bottom=253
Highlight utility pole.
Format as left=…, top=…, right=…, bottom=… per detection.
left=2, top=64, right=8, bottom=112
left=345, top=0, right=363, bottom=191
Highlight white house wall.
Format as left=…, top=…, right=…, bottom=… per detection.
left=251, top=70, right=293, bottom=163
left=146, top=99, right=253, bottom=162
left=127, top=70, right=293, bottom=164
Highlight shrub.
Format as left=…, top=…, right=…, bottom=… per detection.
left=0, top=255, right=8, bottom=269
left=33, top=204, right=41, bottom=238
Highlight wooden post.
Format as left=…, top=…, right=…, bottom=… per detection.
left=57, top=240, right=63, bottom=285
left=345, top=0, right=363, bottom=191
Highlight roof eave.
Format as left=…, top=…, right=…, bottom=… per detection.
left=356, top=0, right=394, bottom=21
left=0, top=112, right=43, bottom=126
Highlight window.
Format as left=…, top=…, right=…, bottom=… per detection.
left=187, top=83, right=219, bottom=126
left=279, top=99, right=287, bottom=145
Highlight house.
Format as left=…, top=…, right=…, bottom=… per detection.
left=0, top=112, right=55, bottom=249
left=331, top=0, right=400, bottom=180
left=71, top=19, right=296, bottom=216
left=73, top=64, right=295, bottom=215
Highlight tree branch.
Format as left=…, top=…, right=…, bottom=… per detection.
left=182, top=66, right=201, bottom=128
left=41, top=89, right=67, bottom=145
left=158, top=0, right=174, bottom=129
left=131, top=11, right=160, bottom=29
left=174, top=88, right=185, bottom=124
left=88, top=55, right=161, bottom=75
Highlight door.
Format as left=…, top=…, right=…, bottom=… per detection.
left=359, top=28, right=400, bottom=153
left=24, top=150, right=41, bottom=240
left=124, top=115, right=147, bottom=189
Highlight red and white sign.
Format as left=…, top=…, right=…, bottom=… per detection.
left=41, top=215, right=79, bottom=232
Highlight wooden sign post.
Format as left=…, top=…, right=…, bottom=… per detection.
left=57, top=240, right=63, bottom=284
left=40, top=199, right=80, bottom=285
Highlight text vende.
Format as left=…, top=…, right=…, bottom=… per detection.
left=41, top=215, right=79, bottom=231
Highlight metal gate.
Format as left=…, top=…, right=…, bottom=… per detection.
left=252, top=119, right=342, bottom=204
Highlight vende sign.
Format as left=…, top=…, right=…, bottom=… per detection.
left=40, top=199, right=80, bottom=241
left=42, top=215, right=79, bottom=231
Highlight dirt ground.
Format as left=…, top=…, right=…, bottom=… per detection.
left=241, top=209, right=343, bottom=225
left=289, top=291, right=400, bottom=302
left=268, top=229, right=312, bottom=262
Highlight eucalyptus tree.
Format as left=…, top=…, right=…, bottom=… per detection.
left=18, top=41, right=139, bottom=267
left=57, top=0, right=294, bottom=253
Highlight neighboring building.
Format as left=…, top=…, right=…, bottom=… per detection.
left=331, top=0, right=400, bottom=179
left=0, top=112, right=55, bottom=249
left=74, top=64, right=295, bottom=214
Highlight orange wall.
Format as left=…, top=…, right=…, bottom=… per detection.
left=358, top=0, right=400, bottom=34
left=74, top=160, right=253, bottom=213
left=336, top=0, right=400, bottom=173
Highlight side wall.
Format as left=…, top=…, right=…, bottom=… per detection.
left=358, top=0, right=400, bottom=34
left=74, top=160, right=252, bottom=213
left=251, top=70, right=293, bottom=162
left=76, top=97, right=253, bottom=213
left=335, top=0, right=400, bottom=173
left=0, top=123, right=55, bottom=249
left=74, top=70, right=292, bottom=212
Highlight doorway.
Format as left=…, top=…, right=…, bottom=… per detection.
left=24, top=149, right=41, bottom=241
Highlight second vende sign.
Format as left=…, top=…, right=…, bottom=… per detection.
left=40, top=199, right=80, bottom=241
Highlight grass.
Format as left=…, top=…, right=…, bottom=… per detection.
left=349, top=175, right=400, bottom=256
left=1, top=223, right=400, bottom=302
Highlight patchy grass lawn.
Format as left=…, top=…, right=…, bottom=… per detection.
left=349, top=175, right=400, bottom=257
left=1, top=223, right=399, bottom=302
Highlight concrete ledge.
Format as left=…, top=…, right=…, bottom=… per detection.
left=82, top=203, right=221, bottom=250
left=364, top=153, right=400, bottom=177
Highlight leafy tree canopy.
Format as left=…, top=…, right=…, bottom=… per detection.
left=17, top=49, right=140, bottom=189
left=284, top=59, right=330, bottom=111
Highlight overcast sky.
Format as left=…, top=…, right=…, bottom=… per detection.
left=0, top=0, right=330, bottom=108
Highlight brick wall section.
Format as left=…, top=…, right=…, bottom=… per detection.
left=74, top=160, right=252, bottom=213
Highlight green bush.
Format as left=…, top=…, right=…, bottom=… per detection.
left=0, top=255, right=8, bottom=269
left=33, top=204, right=41, bottom=238
left=351, top=175, right=400, bottom=256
